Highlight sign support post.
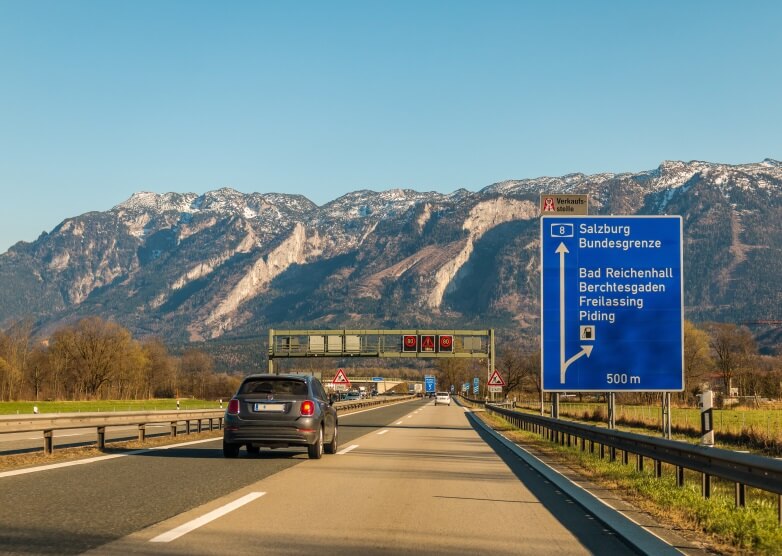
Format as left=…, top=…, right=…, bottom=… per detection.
left=608, top=392, right=616, bottom=429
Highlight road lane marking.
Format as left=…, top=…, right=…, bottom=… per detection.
left=338, top=398, right=414, bottom=418
left=0, top=437, right=219, bottom=479
left=376, top=429, right=389, bottom=435
left=395, top=421, right=404, bottom=425
left=150, top=492, right=266, bottom=543
left=337, top=444, right=359, bottom=455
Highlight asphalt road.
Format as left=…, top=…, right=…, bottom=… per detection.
left=0, top=399, right=652, bottom=555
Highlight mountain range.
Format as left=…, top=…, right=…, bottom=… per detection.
left=2, top=159, right=781, bottom=358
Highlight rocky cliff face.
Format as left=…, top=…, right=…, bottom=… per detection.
left=1, top=160, right=781, bottom=348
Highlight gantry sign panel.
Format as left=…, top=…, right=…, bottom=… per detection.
left=268, top=329, right=493, bottom=360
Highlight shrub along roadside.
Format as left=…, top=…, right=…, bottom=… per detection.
left=479, top=411, right=782, bottom=555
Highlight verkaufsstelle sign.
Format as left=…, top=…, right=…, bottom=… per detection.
left=540, top=194, right=589, bottom=215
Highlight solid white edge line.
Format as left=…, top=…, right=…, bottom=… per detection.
left=150, top=492, right=266, bottom=543
left=337, top=444, right=359, bottom=455
left=0, top=437, right=219, bottom=479
left=377, top=429, right=389, bottom=435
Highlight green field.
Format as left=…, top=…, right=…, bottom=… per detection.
left=555, top=402, right=782, bottom=436
left=0, top=399, right=223, bottom=415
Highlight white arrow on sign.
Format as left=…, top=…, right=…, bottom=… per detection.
left=556, top=242, right=594, bottom=383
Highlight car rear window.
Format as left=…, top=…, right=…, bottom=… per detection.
left=239, top=378, right=308, bottom=396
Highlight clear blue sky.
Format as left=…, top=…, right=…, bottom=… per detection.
left=1, top=1, right=780, bottom=253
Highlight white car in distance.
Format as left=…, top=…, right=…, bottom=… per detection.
left=434, top=392, right=451, bottom=406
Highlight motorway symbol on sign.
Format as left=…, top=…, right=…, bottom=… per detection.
left=541, top=216, right=683, bottom=392
left=487, top=369, right=505, bottom=386
left=331, top=368, right=351, bottom=388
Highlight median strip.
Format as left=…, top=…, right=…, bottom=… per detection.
left=0, top=437, right=218, bottom=478
left=150, top=492, right=266, bottom=543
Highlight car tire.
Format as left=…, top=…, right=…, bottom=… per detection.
left=308, top=426, right=323, bottom=459
left=246, top=444, right=260, bottom=455
left=325, top=423, right=338, bottom=454
left=223, top=440, right=240, bottom=458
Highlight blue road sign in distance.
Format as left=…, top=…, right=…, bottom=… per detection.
left=472, top=378, right=479, bottom=394
left=424, top=375, right=436, bottom=393
left=541, top=216, right=683, bottom=392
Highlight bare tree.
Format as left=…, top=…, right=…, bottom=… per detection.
left=25, top=346, right=49, bottom=401
left=50, top=317, right=134, bottom=399
left=181, top=349, right=214, bottom=399
left=436, top=358, right=469, bottom=393
left=683, top=320, right=712, bottom=399
left=706, top=322, right=756, bottom=397
left=0, top=319, right=34, bottom=400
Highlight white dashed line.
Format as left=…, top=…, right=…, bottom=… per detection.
left=150, top=492, right=266, bottom=543
left=395, top=421, right=404, bottom=425
left=377, top=429, right=390, bottom=435
left=337, top=444, right=359, bottom=455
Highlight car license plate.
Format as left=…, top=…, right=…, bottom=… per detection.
left=253, top=403, right=285, bottom=412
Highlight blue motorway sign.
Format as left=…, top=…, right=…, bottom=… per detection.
left=541, top=216, right=683, bottom=392
left=472, top=377, right=479, bottom=395
left=424, top=375, right=436, bottom=393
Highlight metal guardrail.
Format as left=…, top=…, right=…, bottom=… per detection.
left=333, top=394, right=415, bottom=411
left=462, top=397, right=782, bottom=525
left=0, top=409, right=226, bottom=454
left=0, top=395, right=416, bottom=455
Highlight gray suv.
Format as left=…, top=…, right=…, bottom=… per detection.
left=223, top=374, right=338, bottom=459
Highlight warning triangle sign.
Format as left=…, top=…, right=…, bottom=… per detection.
left=331, top=368, right=351, bottom=386
left=488, top=369, right=506, bottom=386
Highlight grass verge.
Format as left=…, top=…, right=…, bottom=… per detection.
left=478, top=410, right=782, bottom=556
left=0, top=399, right=222, bottom=415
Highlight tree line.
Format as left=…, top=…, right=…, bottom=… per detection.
left=0, top=317, right=241, bottom=402
left=436, top=321, right=782, bottom=406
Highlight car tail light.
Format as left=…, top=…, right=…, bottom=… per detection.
left=227, top=398, right=240, bottom=415
left=300, top=400, right=315, bottom=416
